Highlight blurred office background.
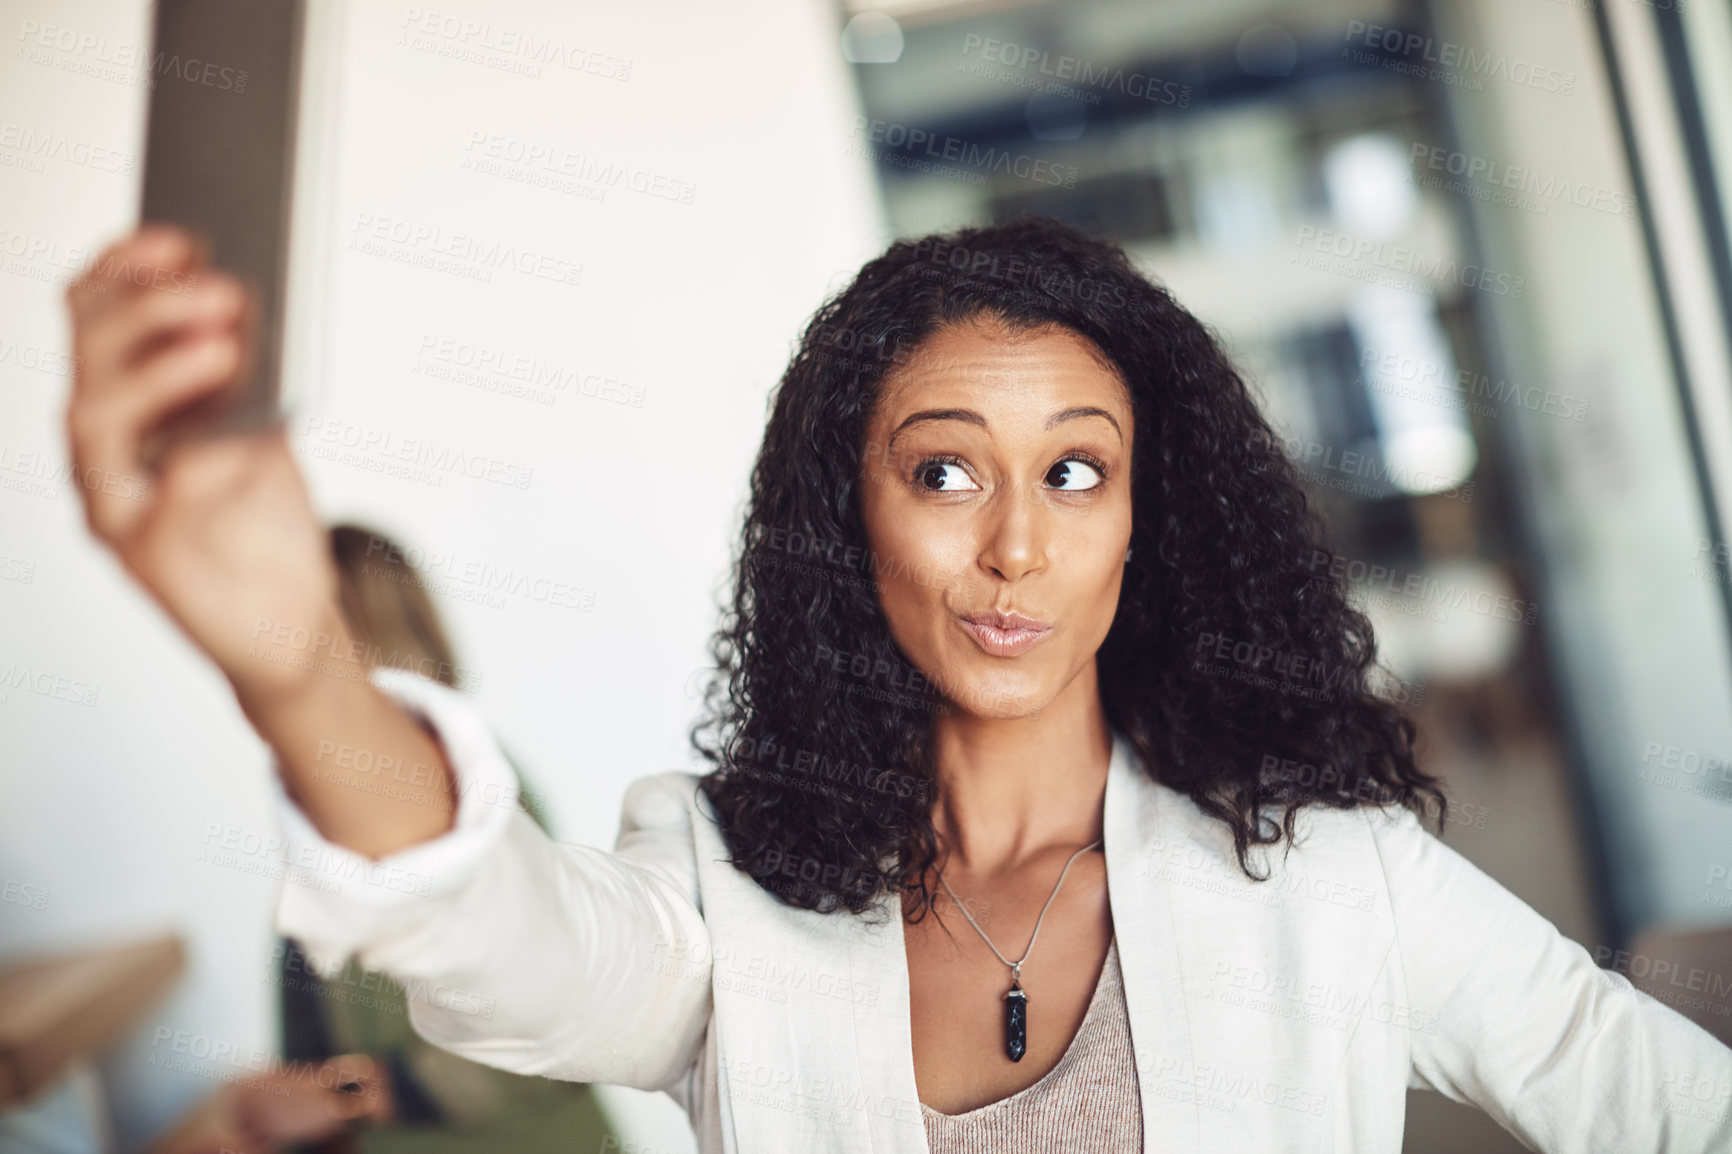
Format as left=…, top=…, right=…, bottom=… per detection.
left=2, top=0, right=1731, bottom=1151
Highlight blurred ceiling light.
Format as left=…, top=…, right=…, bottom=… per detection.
left=1348, top=287, right=1478, bottom=496
left=842, top=12, right=906, bottom=63
left=1323, top=133, right=1417, bottom=240
left=1236, top=24, right=1298, bottom=77
left=1383, top=424, right=1478, bottom=495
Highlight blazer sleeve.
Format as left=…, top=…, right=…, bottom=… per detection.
left=270, top=667, right=714, bottom=1094
left=1366, top=803, right=1732, bottom=1152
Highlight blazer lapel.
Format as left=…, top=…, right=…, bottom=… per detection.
left=1106, top=727, right=1203, bottom=1152
left=846, top=886, right=929, bottom=1151
left=1103, top=731, right=1398, bottom=1151
left=692, top=804, right=922, bottom=1152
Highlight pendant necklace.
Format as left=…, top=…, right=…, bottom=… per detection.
left=934, top=838, right=1102, bottom=1063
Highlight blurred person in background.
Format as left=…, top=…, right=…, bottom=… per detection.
left=145, top=525, right=615, bottom=1154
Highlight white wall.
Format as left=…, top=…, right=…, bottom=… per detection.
left=0, top=0, right=884, bottom=1148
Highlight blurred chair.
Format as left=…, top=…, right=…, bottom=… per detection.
left=0, top=934, right=185, bottom=1152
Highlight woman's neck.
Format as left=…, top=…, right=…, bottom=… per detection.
left=928, top=668, right=1113, bottom=874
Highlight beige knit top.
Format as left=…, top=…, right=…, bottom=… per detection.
left=920, top=935, right=1143, bottom=1152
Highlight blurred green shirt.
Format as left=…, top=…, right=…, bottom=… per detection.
left=278, top=759, right=619, bottom=1154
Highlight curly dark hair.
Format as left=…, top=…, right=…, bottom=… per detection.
left=689, top=215, right=1450, bottom=920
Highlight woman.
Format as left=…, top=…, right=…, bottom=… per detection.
left=64, top=218, right=1731, bottom=1152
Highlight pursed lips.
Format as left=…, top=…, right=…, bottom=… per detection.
left=958, top=609, right=1052, bottom=657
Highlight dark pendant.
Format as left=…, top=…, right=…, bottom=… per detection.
left=1004, top=984, right=1028, bottom=1062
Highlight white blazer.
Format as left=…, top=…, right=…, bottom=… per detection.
left=273, top=668, right=1732, bottom=1153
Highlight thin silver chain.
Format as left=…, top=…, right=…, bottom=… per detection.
left=935, top=839, right=1102, bottom=986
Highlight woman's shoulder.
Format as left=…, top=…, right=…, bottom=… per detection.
left=619, top=769, right=709, bottom=830
left=597, top=771, right=712, bottom=913
left=1131, top=775, right=1437, bottom=921
left=1139, top=767, right=1424, bottom=857
left=1113, top=733, right=1428, bottom=884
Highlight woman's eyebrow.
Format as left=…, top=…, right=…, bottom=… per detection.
left=886, top=405, right=1122, bottom=452
left=1046, top=406, right=1122, bottom=441
left=887, top=408, right=987, bottom=450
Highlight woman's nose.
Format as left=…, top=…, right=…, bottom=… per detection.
left=976, top=480, right=1049, bottom=581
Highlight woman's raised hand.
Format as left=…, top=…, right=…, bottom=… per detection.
left=64, top=224, right=458, bottom=856
left=63, top=225, right=343, bottom=711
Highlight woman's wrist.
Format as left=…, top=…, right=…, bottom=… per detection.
left=235, top=602, right=460, bottom=858
left=229, top=599, right=366, bottom=730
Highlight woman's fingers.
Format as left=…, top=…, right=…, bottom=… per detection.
left=64, top=225, right=202, bottom=328
left=122, top=327, right=244, bottom=430
left=63, top=223, right=255, bottom=551
left=67, top=326, right=243, bottom=546
left=79, top=271, right=244, bottom=385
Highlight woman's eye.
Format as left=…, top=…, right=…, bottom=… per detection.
left=917, top=461, right=978, bottom=491
left=1047, top=459, right=1104, bottom=491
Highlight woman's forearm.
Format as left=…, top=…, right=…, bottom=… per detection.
left=234, top=602, right=457, bottom=859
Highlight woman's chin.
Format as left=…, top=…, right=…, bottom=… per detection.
left=938, top=675, right=1050, bottom=721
